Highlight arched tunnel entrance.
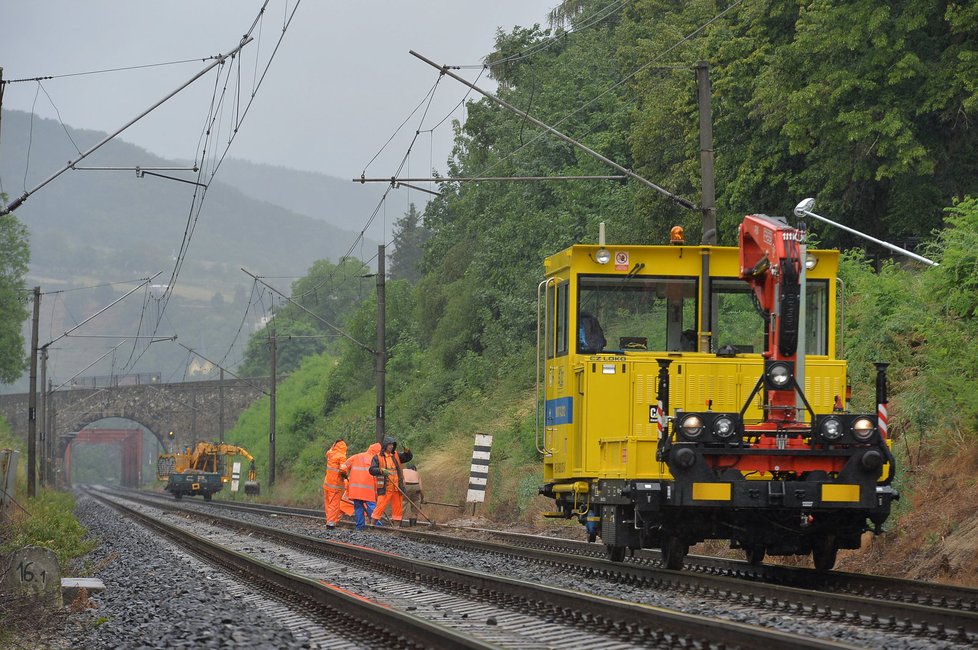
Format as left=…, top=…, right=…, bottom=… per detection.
left=62, top=418, right=162, bottom=489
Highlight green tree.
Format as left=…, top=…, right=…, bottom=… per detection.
left=0, top=210, right=30, bottom=383
left=620, top=0, right=978, bottom=245
left=418, top=2, right=635, bottom=364
left=389, top=203, right=429, bottom=283
left=237, top=257, right=369, bottom=376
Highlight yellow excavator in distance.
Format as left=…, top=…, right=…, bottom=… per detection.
left=157, top=438, right=260, bottom=500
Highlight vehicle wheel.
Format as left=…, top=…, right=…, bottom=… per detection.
left=745, top=545, right=765, bottom=566
left=174, top=492, right=182, bottom=500
left=203, top=493, right=212, bottom=502
left=812, top=535, right=838, bottom=572
left=662, top=536, right=687, bottom=570
left=606, top=545, right=625, bottom=562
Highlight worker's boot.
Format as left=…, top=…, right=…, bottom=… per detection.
left=409, top=518, right=417, bottom=527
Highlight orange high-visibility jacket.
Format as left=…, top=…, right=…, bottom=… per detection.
left=369, top=450, right=413, bottom=495
left=323, top=440, right=348, bottom=491
left=342, top=443, right=380, bottom=502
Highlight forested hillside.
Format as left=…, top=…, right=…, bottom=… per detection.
left=211, top=1, right=978, bottom=579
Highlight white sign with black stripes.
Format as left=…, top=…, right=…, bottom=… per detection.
left=466, top=434, right=493, bottom=503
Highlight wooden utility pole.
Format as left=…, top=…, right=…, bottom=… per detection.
left=268, top=327, right=277, bottom=487
left=375, top=245, right=386, bottom=445
left=27, top=287, right=39, bottom=497
left=696, top=61, right=717, bottom=245
left=219, top=367, right=225, bottom=443
left=39, top=346, right=48, bottom=486
left=48, top=387, right=57, bottom=487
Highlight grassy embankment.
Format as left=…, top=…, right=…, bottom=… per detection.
left=0, top=417, right=97, bottom=643
left=220, top=347, right=556, bottom=527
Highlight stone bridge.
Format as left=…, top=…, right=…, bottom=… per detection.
left=0, top=377, right=271, bottom=484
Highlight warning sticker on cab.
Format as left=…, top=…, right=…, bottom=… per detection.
left=614, top=251, right=629, bottom=271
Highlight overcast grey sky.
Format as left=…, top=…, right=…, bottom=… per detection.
left=2, top=1, right=556, bottom=179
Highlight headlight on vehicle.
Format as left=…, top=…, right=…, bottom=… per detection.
left=820, top=417, right=843, bottom=441
left=713, top=416, right=736, bottom=439
left=679, top=414, right=704, bottom=439
left=851, top=417, right=876, bottom=441
left=764, top=360, right=793, bottom=389
left=595, top=248, right=611, bottom=264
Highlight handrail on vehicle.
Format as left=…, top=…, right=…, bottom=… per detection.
left=536, top=278, right=556, bottom=455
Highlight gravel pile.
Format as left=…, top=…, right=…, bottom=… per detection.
left=64, top=495, right=310, bottom=649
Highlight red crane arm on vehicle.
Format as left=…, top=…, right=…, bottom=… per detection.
left=738, top=214, right=805, bottom=423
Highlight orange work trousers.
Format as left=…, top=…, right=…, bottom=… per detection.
left=371, top=489, right=403, bottom=523
left=324, top=487, right=343, bottom=524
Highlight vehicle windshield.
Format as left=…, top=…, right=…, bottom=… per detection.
left=577, top=275, right=829, bottom=354
left=577, top=275, right=698, bottom=352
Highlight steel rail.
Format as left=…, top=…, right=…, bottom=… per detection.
left=453, top=526, right=978, bottom=614
left=88, top=489, right=497, bottom=650
left=130, top=487, right=978, bottom=616
left=400, top=526, right=978, bottom=643
left=114, top=489, right=850, bottom=649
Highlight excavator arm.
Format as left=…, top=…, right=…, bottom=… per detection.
left=160, top=440, right=260, bottom=496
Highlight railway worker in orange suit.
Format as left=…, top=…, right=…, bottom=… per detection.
left=322, top=439, right=347, bottom=527
left=369, top=436, right=413, bottom=527
left=342, top=442, right=381, bottom=531
left=401, top=464, right=424, bottom=527
left=339, top=480, right=354, bottom=519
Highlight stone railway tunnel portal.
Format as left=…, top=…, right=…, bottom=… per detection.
left=0, top=378, right=270, bottom=487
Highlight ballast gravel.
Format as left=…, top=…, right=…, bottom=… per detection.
left=65, top=492, right=966, bottom=649
left=64, top=495, right=309, bottom=649
left=194, top=501, right=962, bottom=650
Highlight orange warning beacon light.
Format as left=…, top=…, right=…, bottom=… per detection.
left=670, top=226, right=685, bottom=245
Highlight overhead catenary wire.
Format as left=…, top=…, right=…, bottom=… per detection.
left=357, top=175, right=628, bottom=183
left=177, top=342, right=270, bottom=397
left=11, top=3, right=289, bottom=383
left=437, top=0, right=745, bottom=197
left=115, top=1, right=300, bottom=379
left=242, top=267, right=375, bottom=354
left=1, top=37, right=254, bottom=216
left=360, top=78, right=442, bottom=176
left=43, top=273, right=161, bottom=349
left=411, top=50, right=696, bottom=210
left=0, top=55, right=226, bottom=85
left=155, top=0, right=302, bottom=323
left=301, top=52, right=458, bottom=308
left=36, top=81, right=82, bottom=155
left=218, top=280, right=261, bottom=368
left=35, top=276, right=160, bottom=297
left=455, top=0, right=631, bottom=70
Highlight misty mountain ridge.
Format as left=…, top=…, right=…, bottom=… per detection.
left=0, top=109, right=381, bottom=392
left=1, top=109, right=380, bottom=293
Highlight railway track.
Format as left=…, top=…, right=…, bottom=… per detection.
left=115, top=488, right=977, bottom=647
left=92, top=487, right=856, bottom=649
left=131, top=487, right=978, bottom=620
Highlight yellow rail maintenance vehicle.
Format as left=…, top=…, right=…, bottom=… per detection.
left=157, top=440, right=260, bottom=500
left=537, top=218, right=897, bottom=570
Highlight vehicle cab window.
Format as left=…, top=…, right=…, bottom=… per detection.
left=578, top=275, right=697, bottom=352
